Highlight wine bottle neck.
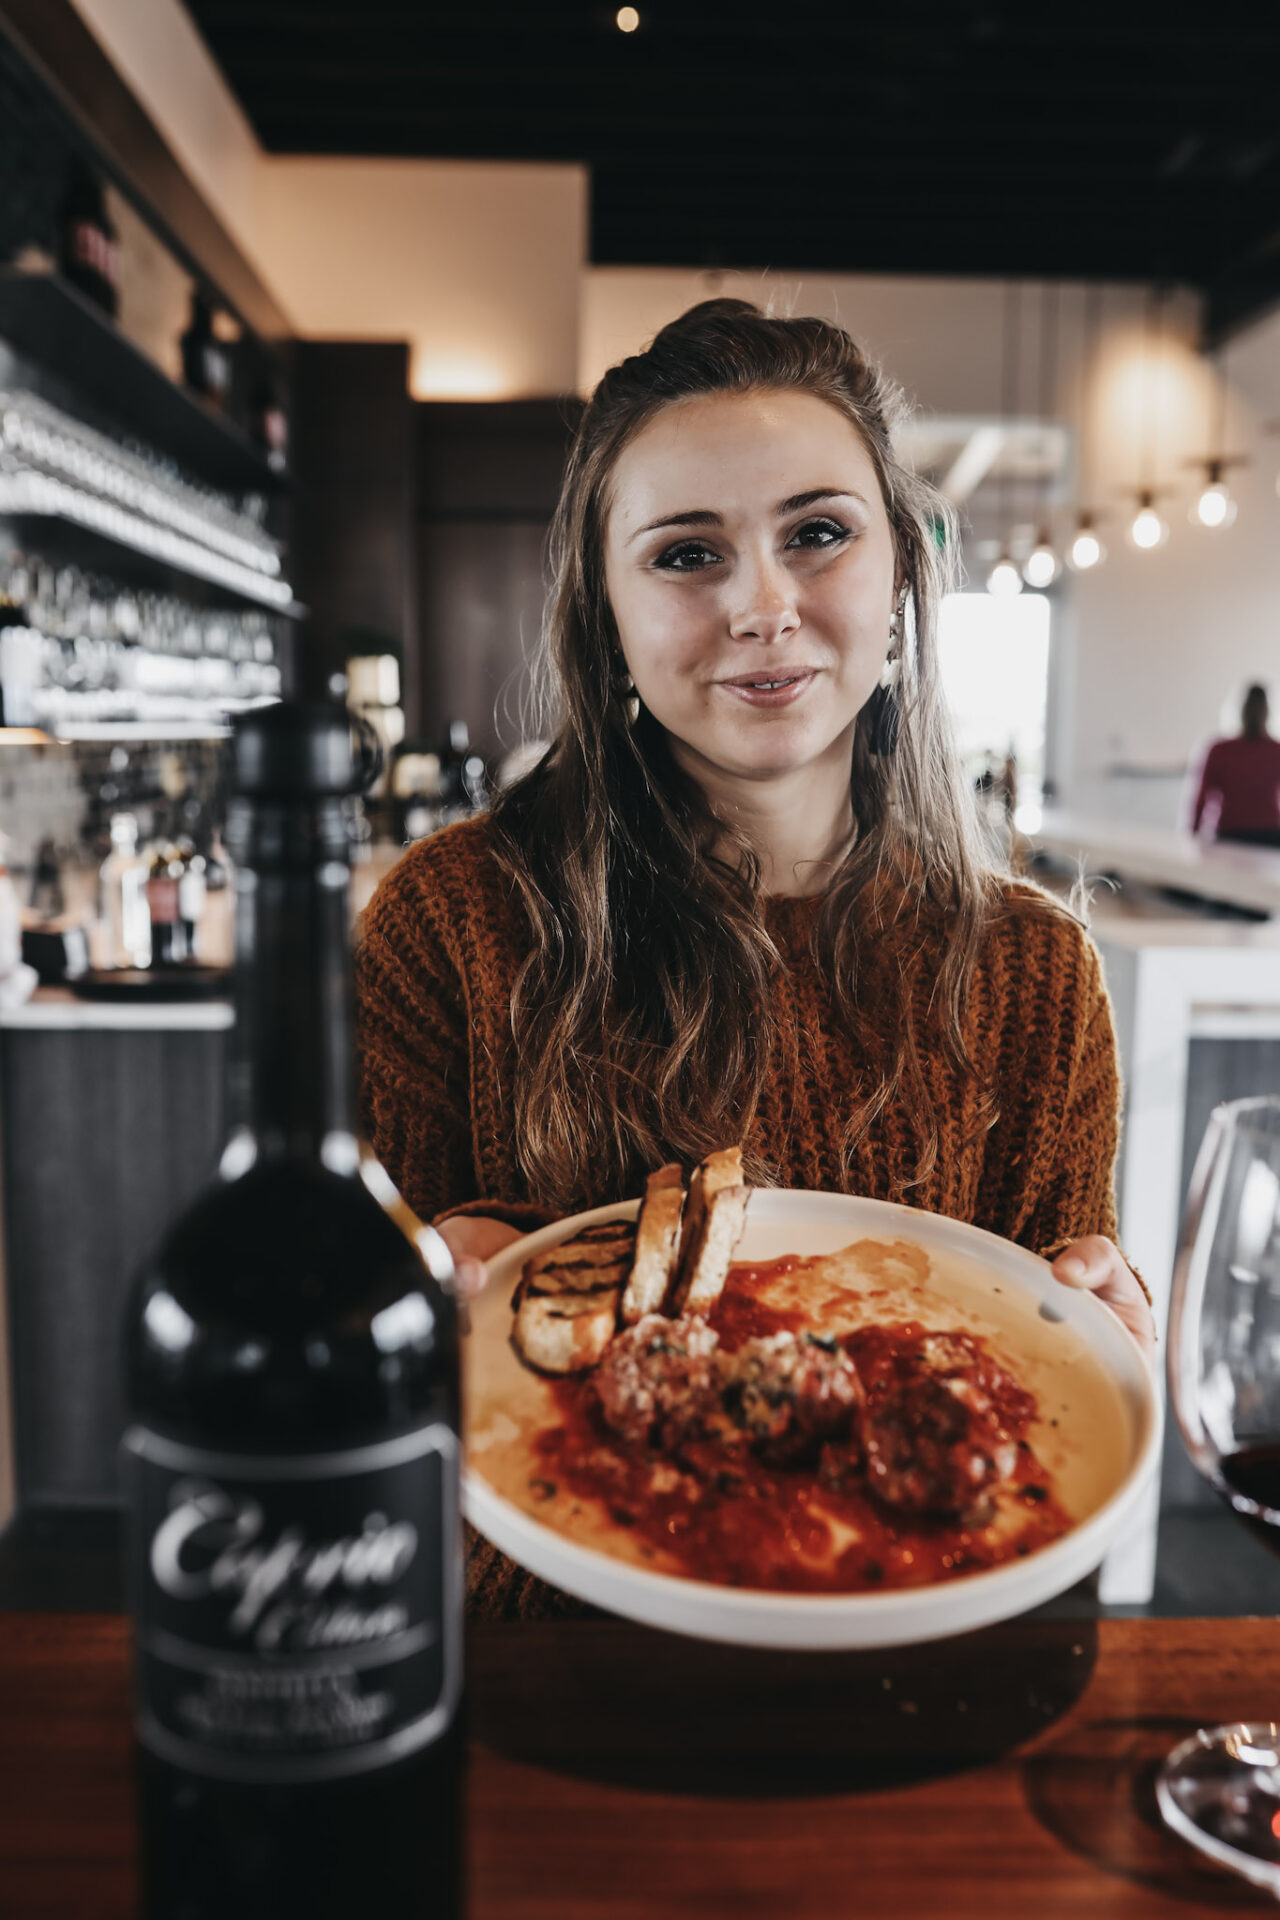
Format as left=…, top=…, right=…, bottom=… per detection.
left=224, top=797, right=358, bottom=1169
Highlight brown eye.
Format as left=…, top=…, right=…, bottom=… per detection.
left=654, top=542, right=722, bottom=572
left=786, top=518, right=850, bottom=551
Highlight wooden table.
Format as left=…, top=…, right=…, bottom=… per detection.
left=1, top=1610, right=1277, bottom=1916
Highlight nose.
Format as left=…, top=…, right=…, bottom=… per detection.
left=727, top=550, right=800, bottom=646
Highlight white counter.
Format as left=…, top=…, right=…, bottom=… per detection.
left=0, top=986, right=233, bottom=1031
left=1034, top=811, right=1280, bottom=917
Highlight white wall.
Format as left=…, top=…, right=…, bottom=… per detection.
left=258, top=159, right=585, bottom=400
left=69, top=0, right=588, bottom=398
left=69, top=0, right=269, bottom=273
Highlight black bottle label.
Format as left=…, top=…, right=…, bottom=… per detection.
left=122, top=1424, right=461, bottom=1785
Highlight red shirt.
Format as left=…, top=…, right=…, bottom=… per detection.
left=1191, top=734, right=1280, bottom=835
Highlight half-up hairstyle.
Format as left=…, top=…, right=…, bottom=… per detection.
left=491, top=297, right=1009, bottom=1212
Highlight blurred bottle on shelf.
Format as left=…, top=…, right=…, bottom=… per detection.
left=180, top=291, right=233, bottom=410
left=29, top=838, right=65, bottom=919
left=251, top=378, right=290, bottom=473
left=439, top=719, right=489, bottom=818
left=0, top=837, right=22, bottom=976
left=58, top=157, right=120, bottom=318
left=99, top=813, right=151, bottom=969
left=145, top=843, right=186, bottom=967
left=195, top=821, right=234, bottom=966
left=176, top=837, right=207, bottom=957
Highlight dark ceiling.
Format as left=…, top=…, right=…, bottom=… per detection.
left=185, top=1, right=1280, bottom=337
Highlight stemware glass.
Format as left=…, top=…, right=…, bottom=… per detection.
left=1158, top=1095, right=1280, bottom=1894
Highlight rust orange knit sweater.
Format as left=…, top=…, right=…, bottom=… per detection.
left=356, top=816, right=1124, bottom=1616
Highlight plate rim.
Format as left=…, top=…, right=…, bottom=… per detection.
left=463, top=1190, right=1162, bottom=1647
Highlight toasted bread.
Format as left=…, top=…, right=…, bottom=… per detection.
left=511, top=1221, right=636, bottom=1373
left=669, top=1147, right=749, bottom=1314
left=620, top=1164, right=685, bottom=1325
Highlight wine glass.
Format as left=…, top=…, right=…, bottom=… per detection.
left=1158, top=1094, right=1280, bottom=1893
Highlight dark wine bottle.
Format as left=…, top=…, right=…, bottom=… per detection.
left=122, top=704, right=463, bottom=1919
left=180, top=290, right=233, bottom=407
left=58, top=156, right=120, bottom=318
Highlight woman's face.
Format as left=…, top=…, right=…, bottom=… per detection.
left=603, top=388, right=898, bottom=788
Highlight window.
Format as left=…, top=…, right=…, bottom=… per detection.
left=936, top=592, right=1051, bottom=827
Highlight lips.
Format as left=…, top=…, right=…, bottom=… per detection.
left=716, top=668, right=818, bottom=709
left=718, top=669, right=817, bottom=691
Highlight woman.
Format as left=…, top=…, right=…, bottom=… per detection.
left=358, top=300, right=1152, bottom=1611
left=1190, top=682, right=1280, bottom=848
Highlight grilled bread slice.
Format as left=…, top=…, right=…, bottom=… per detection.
left=620, top=1164, right=685, bottom=1325
left=669, top=1146, right=749, bottom=1315
left=511, top=1220, right=636, bottom=1374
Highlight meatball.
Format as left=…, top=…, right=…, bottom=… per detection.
left=593, top=1313, right=724, bottom=1447
left=721, top=1331, right=863, bottom=1464
left=856, top=1330, right=1027, bottom=1518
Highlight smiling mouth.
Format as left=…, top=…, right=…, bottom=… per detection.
left=720, top=670, right=816, bottom=691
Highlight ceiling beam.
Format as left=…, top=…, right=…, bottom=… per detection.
left=938, top=427, right=1006, bottom=505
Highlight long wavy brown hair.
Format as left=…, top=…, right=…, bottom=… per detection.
left=491, top=297, right=1013, bottom=1213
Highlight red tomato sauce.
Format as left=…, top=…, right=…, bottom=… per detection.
left=533, top=1259, right=1072, bottom=1593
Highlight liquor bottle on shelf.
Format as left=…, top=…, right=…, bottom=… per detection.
left=175, top=836, right=207, bottom=957
left=99, top=814, right=151, bottom=969
left=121, top=704, right=463, bottom=1920
left=437, top=719, right=489, bottom=823
left=180, top=290, right=233, bottom=409
left=143, top=843, right=186, bottom=967
left=251, top=378, right=290, bottom=473
left=58, top=156, right=120, bottom=318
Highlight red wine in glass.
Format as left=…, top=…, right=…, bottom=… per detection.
left=1160, top=1095, right=1280, bottom=1896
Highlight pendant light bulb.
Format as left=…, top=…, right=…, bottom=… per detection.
left=1192, top=462, right=1236, bottom=529
left=1022, top=530, right=1060, bottom=589
left=1128, top=492, right=1168, bottom=551
left=986, top=552, right=1023, bottom=598
left=1068, top=514, right=1105, bottom=571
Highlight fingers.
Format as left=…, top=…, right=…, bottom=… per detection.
left=1051, top=1236, right=1157, bottom=1366
left=1052, top=1235, right=1115, bottom=1287
left=452, top=1254, right=489, bottom=1300
left=434, top=1215, right=525, bottom=1265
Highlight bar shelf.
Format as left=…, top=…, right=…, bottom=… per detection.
left=0, top=269, right=287, bottom=496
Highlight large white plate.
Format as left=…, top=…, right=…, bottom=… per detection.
left=463, top=1190, right=1161, bottom=1648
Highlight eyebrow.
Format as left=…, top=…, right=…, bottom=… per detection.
left=628, top=488, right=869, bottom=544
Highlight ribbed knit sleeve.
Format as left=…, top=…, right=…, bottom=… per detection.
left=1010, top=927, right=1124, bottom=1261
left=356, top=851, right=478, bottom=1224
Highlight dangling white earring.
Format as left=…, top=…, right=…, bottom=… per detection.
left=879, top=593, right=907, bottom=689
left=622, top=672, right=640, bottom=725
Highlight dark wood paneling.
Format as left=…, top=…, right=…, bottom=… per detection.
left=0, top=1025, right=226, bottom=1504
left=0, top=0, right=290, bottom=343
left=292, top=342, right=415, bottom=712
left=414, top=400, right=579, bottom=756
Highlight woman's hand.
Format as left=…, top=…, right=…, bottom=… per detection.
left=433, top=1215, right=525, bottom=1299
left=1051, top=1236, right=1156, bottom=1365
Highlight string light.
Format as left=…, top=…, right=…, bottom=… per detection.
left=1194, top=479, right=1235, bottom=528
left=1128, top=291, right=1168, bottom=554
left=986, top=552, right=1023, bottom=597
left=1068, top=514, right=1105, bottom=571
left=616, top=6, right=640, bottom=29
left=1128, top=490, right=1168, bottom=551
left=1022, top=528, right=1060, bottom=589
left=1188, top=346, right=1243, bottom=529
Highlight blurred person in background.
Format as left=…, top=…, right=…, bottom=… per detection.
left=1190, top=683, right=1280, bottom=849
